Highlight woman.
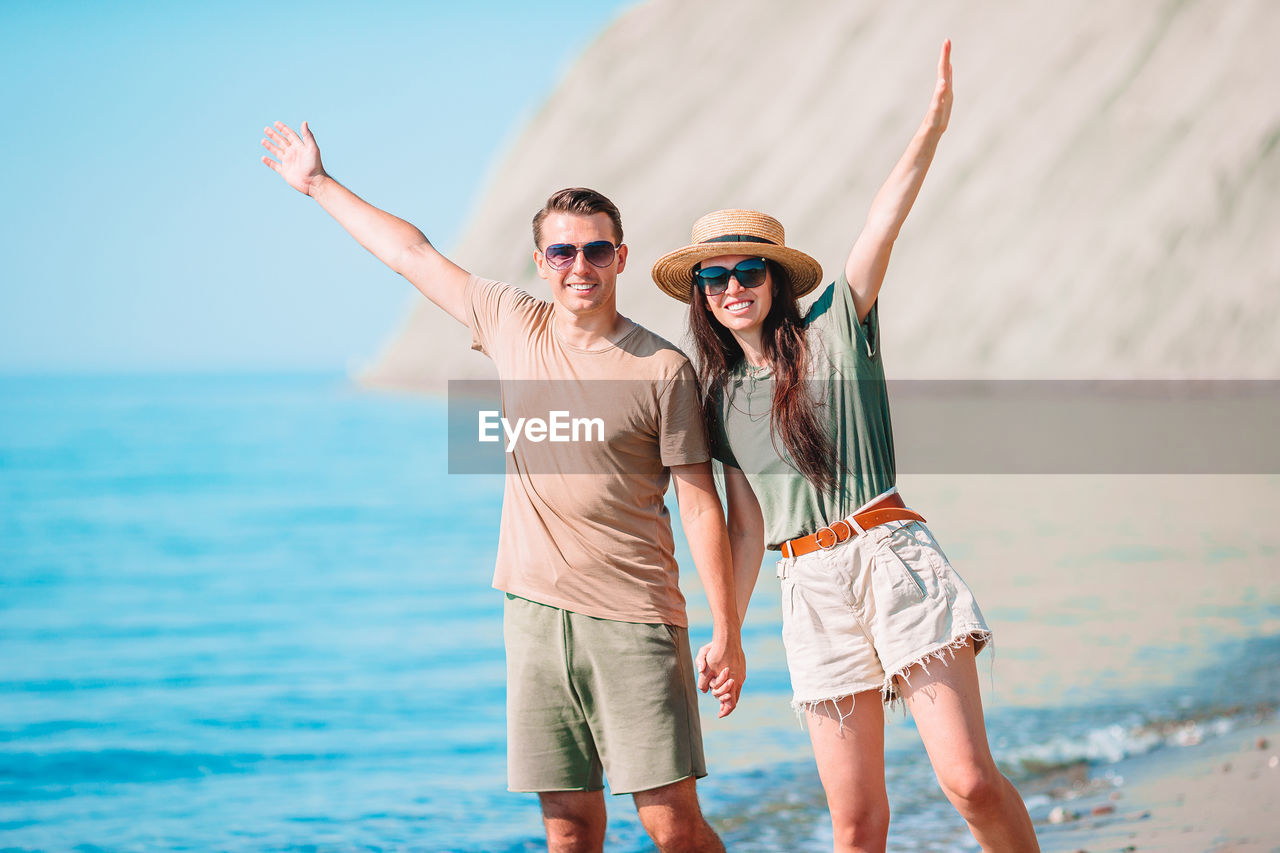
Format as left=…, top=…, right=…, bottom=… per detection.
left=651, top=42, right=1039, bottom=852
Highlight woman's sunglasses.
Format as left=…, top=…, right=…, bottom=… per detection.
left=543, top=241, right=619, bottom=270
left=694, top=258, right=769, bottom=296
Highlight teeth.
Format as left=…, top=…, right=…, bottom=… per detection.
left=569, top=284, right=595, bottom=291
left=725, top=301, right=751, bottom=312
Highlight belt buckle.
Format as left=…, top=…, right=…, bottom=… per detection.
left=815, top=520, right=854, bottom=550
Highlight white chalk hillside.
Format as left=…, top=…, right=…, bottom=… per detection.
left=363, top=0, right=1280, bottom=390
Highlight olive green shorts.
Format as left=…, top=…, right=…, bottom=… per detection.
left=503, top=594, right=706, bottom=795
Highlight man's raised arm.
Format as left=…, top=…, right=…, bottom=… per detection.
left=261, top=121, right=471, bottom=325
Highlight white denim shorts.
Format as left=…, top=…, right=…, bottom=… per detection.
left=775, top=519, right=991, bottom=713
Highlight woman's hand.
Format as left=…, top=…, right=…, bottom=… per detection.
left=924, top=39, right=953, bottom=136
left=843, top=39, right=954, bottom=318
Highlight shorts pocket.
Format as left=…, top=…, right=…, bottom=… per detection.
left=873, top=523, right=942, bottom=603
left=911, top=522, right=953, bottom=576
left=778, top=578, right=807, bottom=670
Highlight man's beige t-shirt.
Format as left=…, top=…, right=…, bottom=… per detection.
left=465, top=276, right=710, bottom=627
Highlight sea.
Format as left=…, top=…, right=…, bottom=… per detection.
left=2, top=373, right=1277, bottom=852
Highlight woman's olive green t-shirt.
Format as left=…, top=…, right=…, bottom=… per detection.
left=711, top=275, right=895, bottom=549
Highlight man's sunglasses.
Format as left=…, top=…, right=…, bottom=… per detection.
left=694, top=258, right=769, bottom=296
left=543, top=241, right=619, bottom=270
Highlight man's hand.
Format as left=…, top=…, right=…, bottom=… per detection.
left=695, top=634, right=745, bottom=718
left=261, top=121, right=328, bottom=196
left=924, top=39, right=953, bottom=137
left=255, top=119, right=472, bottom=323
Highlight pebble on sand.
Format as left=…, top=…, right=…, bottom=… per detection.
left=1048, top=806, right=1079, bottom=824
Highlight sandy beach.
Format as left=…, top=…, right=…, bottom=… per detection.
left=1035, top=716, right=1280, bottom=852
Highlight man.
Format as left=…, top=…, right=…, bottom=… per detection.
left=261, top=120, right=744, bottom=853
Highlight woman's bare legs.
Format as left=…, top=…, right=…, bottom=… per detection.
left=898, top=640, right=1039, bottom=852
left=806, top=691, right=891, bottom=853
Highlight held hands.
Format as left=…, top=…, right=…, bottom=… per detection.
left=696, top=636, right=746, bottom=718
left=924, top=39, right=954, bottom=137
left=261, top=121, right=328, bottom=196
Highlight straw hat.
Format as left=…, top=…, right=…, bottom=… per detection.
left=651, top=209, right=823, bottom=303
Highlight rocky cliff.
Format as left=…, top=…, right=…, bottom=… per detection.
left=362, top=0, right=1280, bottom=390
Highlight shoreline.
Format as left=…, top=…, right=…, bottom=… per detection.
left=1031, top=714, right=1280, bottom=852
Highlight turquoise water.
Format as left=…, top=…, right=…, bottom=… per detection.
left=2, top=374, right=1277, bottom=852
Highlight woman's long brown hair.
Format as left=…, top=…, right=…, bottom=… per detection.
left=689, top=262, right=838, bottom=493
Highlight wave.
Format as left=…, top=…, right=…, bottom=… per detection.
left=1000, top=702, right=1276, bottom=778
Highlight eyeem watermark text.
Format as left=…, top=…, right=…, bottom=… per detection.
left=478, top=410, right=605, bottom=452
left=449, top=379, right=1280, bottom=474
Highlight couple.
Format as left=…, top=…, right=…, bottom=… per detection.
left=262, top=41, right=1038, bottom=853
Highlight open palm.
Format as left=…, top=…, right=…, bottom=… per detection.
left=261, top=121, right=326, bottom=195
left=928, top=40, right=954, bottom=134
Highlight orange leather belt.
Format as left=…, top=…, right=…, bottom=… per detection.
left=779, top=492, right=926, bottom=559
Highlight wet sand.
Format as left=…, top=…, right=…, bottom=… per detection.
left=1036, top=716, right=1280, bottom=852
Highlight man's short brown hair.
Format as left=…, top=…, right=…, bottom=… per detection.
left=532, top=188, right=624, bottom=248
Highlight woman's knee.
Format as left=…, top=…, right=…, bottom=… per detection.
left=936, top=761, right=1006, bottom=814
left=830, top=796, right=890, bottom=850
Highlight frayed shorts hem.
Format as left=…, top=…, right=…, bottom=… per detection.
left=880, top=626, right=992, bottom=705
left=790, top=683, right=884, bottom=729
left=790, top=682, right=883, bottom=716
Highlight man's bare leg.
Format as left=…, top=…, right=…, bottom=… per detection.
left=633, top=776, right=725, bottom=853
left=539, top=790, right=606, bottom=853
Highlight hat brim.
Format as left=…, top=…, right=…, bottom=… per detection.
left=651, top=241, right=824, bottom=304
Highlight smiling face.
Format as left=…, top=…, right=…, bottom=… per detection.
left=697, top=253, right=774, bottom=336
left=534, top=211, right=627, bottom=320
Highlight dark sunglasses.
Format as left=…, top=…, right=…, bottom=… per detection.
left=694, top=258, right=769, bottom=296
left=543, top=240, right=619, bottom=270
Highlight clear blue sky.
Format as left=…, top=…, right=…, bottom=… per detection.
left=0, top=1, right=634, bottom=373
